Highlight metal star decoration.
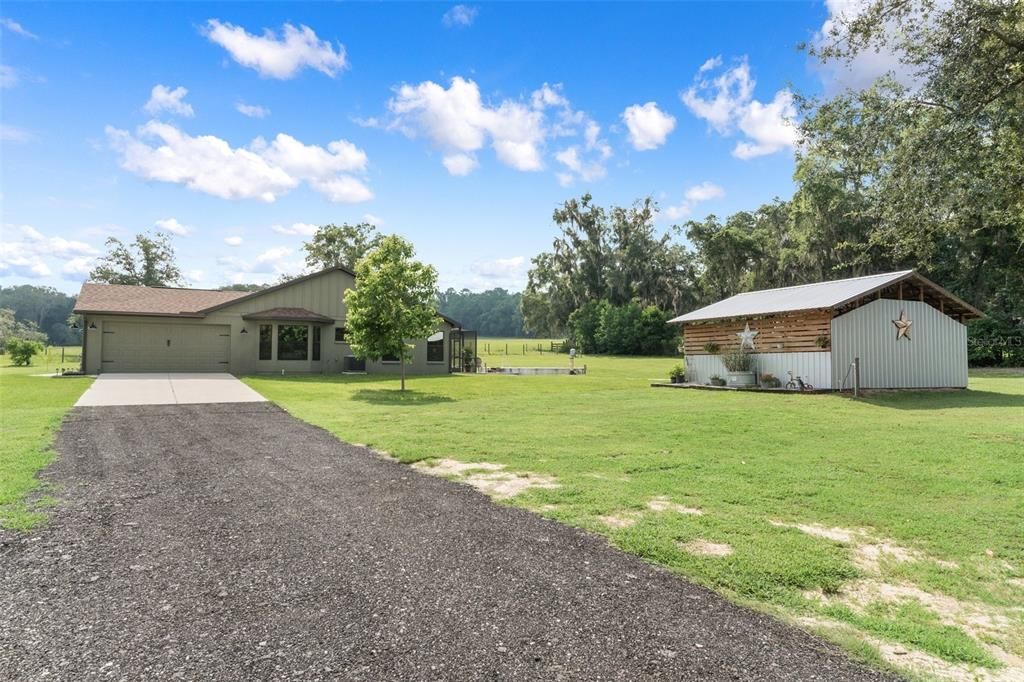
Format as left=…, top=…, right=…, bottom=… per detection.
left=892, top=309, right=913, bottom=340
left=736, top=322, right=759, bottom=350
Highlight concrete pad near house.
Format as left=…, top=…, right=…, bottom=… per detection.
left=74, top=373, right=266, bottom=407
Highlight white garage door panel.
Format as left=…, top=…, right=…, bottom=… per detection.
left=101, top=322, right=231, bottom=372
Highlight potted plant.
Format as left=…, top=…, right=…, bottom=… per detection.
left=669, top=364, right=686, bottom=384
left=709, top=374, right=727, bottom=386
left=760, top=372, right=781, bottom=388
left=703, top=341, right=720, bottom=354
left=815, top=334, right=831, bottom=349
left=721, top=350, right=756, bottom=387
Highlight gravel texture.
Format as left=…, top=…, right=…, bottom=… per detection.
left=1, top=403, right=898, bottom=681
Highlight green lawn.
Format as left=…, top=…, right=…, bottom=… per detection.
left=0, top=347, right=92, bottom=529
left=245, top=350, right=1024, bottom=679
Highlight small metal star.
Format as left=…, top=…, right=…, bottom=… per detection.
left=736, top=322, right=759, bottom=350
left=892, top=309, right=912, bottom=340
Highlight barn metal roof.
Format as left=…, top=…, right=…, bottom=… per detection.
left=669, top=270, right=917, bottom=324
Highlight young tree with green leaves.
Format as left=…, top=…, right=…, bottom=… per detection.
left=343, top=235, right=439, bottom=391
left=89, top=232, right=184, bottom=287
left=303, top=222, right=384, bottom=271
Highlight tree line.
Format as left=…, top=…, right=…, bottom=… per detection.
left=522, top=0, right=1022, bottom=360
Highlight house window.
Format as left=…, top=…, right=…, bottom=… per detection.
left=277, top=325, right=308, bottom=361
left=381, top=353, right=400, bottom=363
left=259, top=324, right=272, bottom=360
left=427, top=331, right=444, bottom=362
left=312, top=326, right=321, bottom=361
left=334, top=326, right=347, bottom=343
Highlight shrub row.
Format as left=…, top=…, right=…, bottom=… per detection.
left=567, top=300, right=679, bottom=355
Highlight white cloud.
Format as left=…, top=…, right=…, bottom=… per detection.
left=63, top=257, right=94, bottom=280
left=236, top=102, right=270, bottom=118
left=812, top=0, right=919, bottom=92
left=681, top=56, right=798, bottom=159
left=554, top=119, right=612, bottom=186
left=681, top=57, right=754, bottom=134
left=310, top=175, right=374, bottom=203
left=664, top=182, right=725, bottom=221
left=1, top=18, right=37, bottom=39
left=733, top=90, right=799, bottom=159
left=224, top=235, right=243, bottom=246
left=271, top=222, right=319, bottom=237
left=185, top=269, right=205, bottom=285
left=252, top=133, right=367, bottom=178
left=362, top=213, right=383, bottom=225
left=106, top=121, right=373, bottom=203
left=445, top=255, right=528, bottom=291
left=154, top=218, right=191, bottom=236
left=684, top=181, right=726, bottom=202
left=385, top=77, right=611, bottom=182
left=442, top=153, right=478, bottom=176
left=442, top=5, right=478, bottom=28
left=352, top=116, right=381, bottom=128
left=439, top=255, right=528, bottom=291
left=144, top=84, right=194, bottom=118
left=218, top=246, right=304, bottom=284
left=621, top=102, right=677, bottom=151
left=1, top=64, right=18, bottom=89
left=554, top=145, right=606, bottom=184
left=0, top=224, right=98, bottom=280
left=698, top=56, right=722, bottom=74
left=0, top=123, right=31, bottom=142
left=388, top=77, right=603, bottom=177
left=202, top=19, right=347, bottom=79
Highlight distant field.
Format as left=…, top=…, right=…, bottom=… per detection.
left=247, top=353, right=1024, bottom=680
left=0, top=346, right=91, bottom=529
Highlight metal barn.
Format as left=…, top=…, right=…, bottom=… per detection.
left=669, top=270, right=983, bottom=390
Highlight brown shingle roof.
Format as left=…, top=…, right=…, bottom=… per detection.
left=241, top=307, right=335, bottom=323
left=74, top=283, right=250, bottom=317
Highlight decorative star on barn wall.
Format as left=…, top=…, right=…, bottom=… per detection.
left=892, top=309, right=913, bottom=340
left=736, top=322, right=758, bottom=350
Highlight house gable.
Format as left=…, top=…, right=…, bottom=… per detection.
left=208, top=268, right=355, bottom=321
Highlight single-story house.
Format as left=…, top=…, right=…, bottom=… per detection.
left=73, top=265, right=472, bottom=375
left=669, top=270, right=983, bottom=390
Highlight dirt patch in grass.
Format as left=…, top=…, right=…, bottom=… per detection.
left=806, top=579, right=1023, bottom=670
left=769, top=519, right=862, bottom=543
left=799, top=616, right=1020, bottom=682
left=413, top=458, right=559, bottom=499
left=770, top=520, right=935, bottom=572
left=679, top=539, right=733, bottom=557
left=647, top=496, right=702, bottom=515
left=599, top=513, right=640, bottom=529
left=777, top=518, right=1024, bottom=674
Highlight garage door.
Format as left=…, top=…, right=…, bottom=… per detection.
left=101, top=322, right=231, bottom=372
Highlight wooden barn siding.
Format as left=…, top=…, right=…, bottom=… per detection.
left=682, top=310, right=833, bottom=355
left=830, top=299, right=968, bottom=389
left=686, top=352, right=832, bottom=389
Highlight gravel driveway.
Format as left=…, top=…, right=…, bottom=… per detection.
left=0, top=403, right=896, bottom=681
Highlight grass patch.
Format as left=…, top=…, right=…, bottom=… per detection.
left=821, top=600, right=1001, bottom=668
left=0, top=347, right=92, bottom=529
left=245, top=346, right=1023, bottom=676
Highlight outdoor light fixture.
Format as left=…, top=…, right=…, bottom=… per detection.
left=71, top=322, right=79, bottom=329
left=240, top=327, right=248, bottom=334
left=88, top=322, right=97, bottom=329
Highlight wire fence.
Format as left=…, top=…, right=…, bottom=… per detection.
left=479, top=341, right=578, bottom=357
left=41, top=346, right=82, bottom=374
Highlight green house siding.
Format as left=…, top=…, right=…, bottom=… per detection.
left=81, top=269, right=454, bottom=376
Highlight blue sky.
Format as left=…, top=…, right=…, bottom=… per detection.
left=1, top=1, right=870, bottom=295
